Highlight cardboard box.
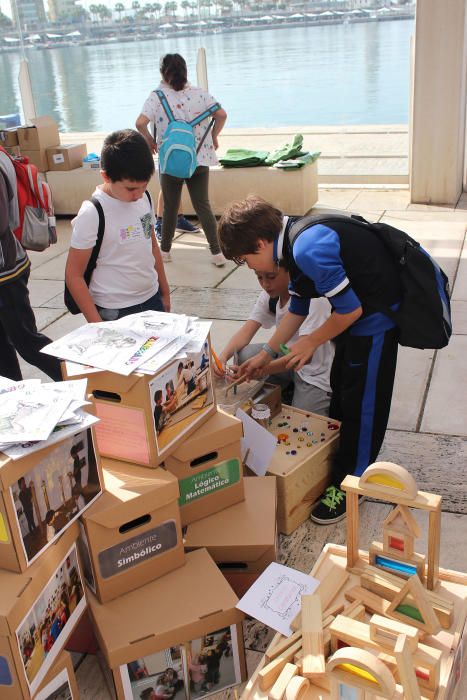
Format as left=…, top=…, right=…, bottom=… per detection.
left=19, top=149, right=49, bottom=172
left=184, top=476, right=277, bottom=597
left=0, top=524, right=87, bottom=699
left=266, top=406, right=340, bottom=535
left=5, top=146, right=21, bottom=157
left=87, top=549, right=245, bottom=700
left=82, top=159, right=101, bottom=170
left=80, top=458, right=185, bottom=603
left=34, top=651, right=79, bottom=700
left=0, top=128, right=19, bottom=147
left=46, top=144, right=87, bottom=172
left=0, top=427, right=102, bottom=573
left=164, top=408, right=245, bottom=526
left=17, top=117, right=59, bottom=151
left=62, top=340, right=216, bottom=468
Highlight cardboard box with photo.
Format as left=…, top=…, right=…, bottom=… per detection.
left=34, top=651, right=79, bottom=700
left=80, top=459, right=185, bottom=603
left=0, top=524, right=85, bottom=700
left=164, top=409, right=245, bottom=526
left=148, top=346, right=214, bottom=455
left=65, top=337, right=216, bottom=469
left=116, top=624, right=243, bottom=700
left=88, top=549, right=245, bottom=683
left=0, top=428, right=102, bottom=572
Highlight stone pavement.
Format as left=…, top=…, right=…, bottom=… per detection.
left=20, top=186, right=467, bottom=697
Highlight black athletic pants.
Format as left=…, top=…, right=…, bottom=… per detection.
left=329, top=326, right=399, bottom=485
left=0, top=268, right=62, bottom=382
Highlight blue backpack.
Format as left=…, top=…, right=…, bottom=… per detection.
left=155, top=90, right=220, bottom=179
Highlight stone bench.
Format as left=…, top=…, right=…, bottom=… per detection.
left=45, top=161, right=318, bottom=216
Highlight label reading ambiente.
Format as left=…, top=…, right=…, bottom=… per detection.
left=98, top=519, right=178, bottom=579
left=178, top=458, right=240, bottom=506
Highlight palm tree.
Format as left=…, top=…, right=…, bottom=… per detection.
left=201, top=0, right=212, bottom=18
left=164, top=1, right=177, bottom=19
left=132, top=0, right=141, bottom=18
left=97, top=3, right=112, bottom=21
left=181, top=0, right=190, bottom=18
left=114, top=2, right=125, bottom=21
left=89, top=3, right=99, bottom=21
left=0, top=10, right=13, bottom=27
left=152, top=2, right=162, bottom=20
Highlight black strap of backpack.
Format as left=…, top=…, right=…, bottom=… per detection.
left=83, top=197, right=105, bottom=284
left=196, top=118, right=215, bottom=154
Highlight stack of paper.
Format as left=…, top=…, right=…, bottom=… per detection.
left=41, top=311, right=212, bottom=377
left=0, top=378, right=99, bottom=460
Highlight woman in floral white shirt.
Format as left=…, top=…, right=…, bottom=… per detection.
left=136, top=53, right=227, bottom=266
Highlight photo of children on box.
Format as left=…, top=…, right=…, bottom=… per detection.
left=35, top=669, right=73, bottom=700
left=11, top=429, right=101, bottom=564
left=120, top=626, right=240, bottom=700
left=15, top=546, right=86, bottom=693
left=149, top=347, right=213, bottom=452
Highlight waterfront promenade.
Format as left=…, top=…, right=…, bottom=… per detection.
left=21, top=180, right=467, bottom=696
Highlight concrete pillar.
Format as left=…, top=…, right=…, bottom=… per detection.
left=410, top=0, right=467, bottom=205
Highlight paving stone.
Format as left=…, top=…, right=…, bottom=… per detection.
left=452, top=300, right=467, bottom=334
left=34, top=306, right=68, bottom=331
left=379, top=430, right=467, bottom=512
left=171, top=287, right=260, bottom=320
left=29, top=278, right=64, bottom=306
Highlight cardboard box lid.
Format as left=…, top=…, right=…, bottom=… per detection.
left=46, top=143, right=86, bottom=152
left=169, top=408, right=243, bottom=462
left=86, top=370, right=143, bottom=395
left=88, top=548, right=241, bottom=666
left=83, top=459, right=179, bottom=528
left=0, top=522, right=79, bottom=637
left=184, top=477, right=277, bottom=562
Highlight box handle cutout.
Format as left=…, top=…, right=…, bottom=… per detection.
left=92, top=390, right=122, bottom=402
left=190, top=451, right=218, bottom=467
left=219, top=562, right=248, bottom=570
left=130, top=633, right=156, bottom=645
left=119, top=514, right=151, bottom=534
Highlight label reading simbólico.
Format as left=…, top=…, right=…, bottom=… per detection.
left=98, top=519, right=178, bottom=578
left=178, top=458, right=240, bottom=506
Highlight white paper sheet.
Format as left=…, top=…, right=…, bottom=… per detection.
left=236, top=408, right=277, bottom=476
left=138, top=336, right=191, bottom=374
left=0, top=389, right=72, bottom=443
left=236, top=562, right=319, bottom=636
left=183, top=320, right=212, bottom=353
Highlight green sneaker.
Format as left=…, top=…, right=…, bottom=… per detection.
left=310, top=485, right=347, bottom=525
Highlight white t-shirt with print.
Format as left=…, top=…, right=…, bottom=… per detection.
left=141, top=81, right=221, bottom=167
left=249, top=291, right=334, bottom=392
left=71, top=187, right=158, bottom=309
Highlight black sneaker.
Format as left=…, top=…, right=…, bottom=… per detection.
left=310, top=485, right=347, bottom=525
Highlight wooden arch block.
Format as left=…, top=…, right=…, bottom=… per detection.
left=359, top=462, right=418, bottom=501
left=327, top=646, right=397, bottom=697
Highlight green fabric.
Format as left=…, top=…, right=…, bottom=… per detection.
left=273, top=151, right=321, bottom=170
left=264, top=134, right=304, bottom=165
left=219, top=148, right=269, bottom=167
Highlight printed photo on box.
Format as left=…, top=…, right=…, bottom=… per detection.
left=121, top=645, right=187, bottom=700
left=187, top=626, right=240, bottom=699
left=149, top=346, right=213, bottom=452
left=15, top=545, right=86, bottom=693
left=35, top=668, right=74, bottom=700
left=10, top=429, right=101, bottom=565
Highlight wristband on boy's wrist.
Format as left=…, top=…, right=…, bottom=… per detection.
left=262, top=343, right=279, bottom=359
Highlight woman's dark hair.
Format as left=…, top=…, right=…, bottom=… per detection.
left=160, top=53, right=188, bottom=91
left=101, top=129, right=154, bottom=183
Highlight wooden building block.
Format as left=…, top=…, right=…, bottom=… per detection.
left=387, top=575, right=441, bottom=635
left=344, top=585, right=390, bottom=616
left=268, top=663, right=298, bottom=700
left=291, top=567, right=349, bottom=630
left=394, top=634, right=422, bottom=700
left=326, top=646, right=397, bottom=697
left=343, top=600, right=366, bottom=621
left=259, top=640, right=302, bottom=690
left=265, top=630, right=302, bottom=662
left=370, top=540, right=426, bottom=583
left=369, top=613, right=420, bottom=652
left=284, top=675, right=309, bottom=700
left=301, top=594, right=325, bottom=678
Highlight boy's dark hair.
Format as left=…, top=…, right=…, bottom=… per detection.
left=218, top=196, right=283, bottom=264
left=154, top=389, right=163, bottom=403
left=101, top=129, right=155, bottom=183
left=160, top=53, right=187, bottom=91
left=140, top=689, right=154, bottom=700
left=45, top=510, right=55, bottom=524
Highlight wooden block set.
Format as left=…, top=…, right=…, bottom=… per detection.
left=241, top=461, right=467, bottom=700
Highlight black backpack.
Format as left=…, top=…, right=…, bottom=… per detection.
left=288, top=213, right=452, bottom=350
left=64, top=191, right=152, bottom=315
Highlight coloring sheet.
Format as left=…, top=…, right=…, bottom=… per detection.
left=0, top=389, right=72, bottom=444
left=183, top=320, right=212, bottom=353
left=138, top=336, right=192, bottom=374
left=236, top=562, right=319, bottom=636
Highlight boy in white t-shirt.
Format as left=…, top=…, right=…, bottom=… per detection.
left=214, top=264, right=334, bottom=415
left=65, top=129, right=170, bottom=322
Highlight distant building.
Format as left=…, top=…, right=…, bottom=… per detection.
left=47, top=0, right=78, bottom=21
left=10, top=0, right=46, bottom=28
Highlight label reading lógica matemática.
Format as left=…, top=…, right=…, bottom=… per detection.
left=178, top=458, right=240, bottom=506
left=98, top=519, right=178, bottom=578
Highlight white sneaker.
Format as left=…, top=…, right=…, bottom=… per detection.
left=211, top=253, right=226, bottom=267
left=161, top=251, right=172, bottom=263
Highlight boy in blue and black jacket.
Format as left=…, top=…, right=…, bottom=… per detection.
left=218, top=195, right=402, bottom=525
